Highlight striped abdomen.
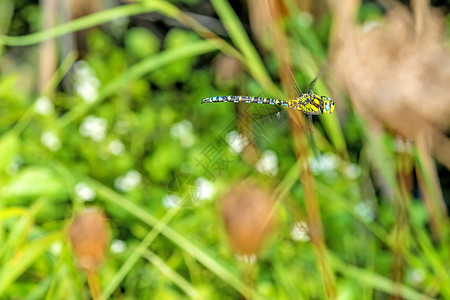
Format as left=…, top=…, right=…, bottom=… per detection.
left=201, top=96, right=289, bottom=107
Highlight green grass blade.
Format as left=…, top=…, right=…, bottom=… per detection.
left=331, top=253, right=434, bottom=300
left=102, top=204, right=181, bottom=298
left=143, top=250, right=201, bottom=299
left=1, top=2, right=179, bottom=46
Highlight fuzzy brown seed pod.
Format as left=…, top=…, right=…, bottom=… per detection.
left=329, top=1, right=450, bottom=168
left=69, top=209, right=109, bottom=272
left=219, top=182, right=275, bottom=255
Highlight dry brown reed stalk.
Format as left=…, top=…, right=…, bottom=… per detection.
left=39, top=0, right=58, bottom=93
left=247, top=1, right=338, bottom=298
left=39, top=0, right=102, bottom=93
left=69, top=0, right=101, bottom=57
left=69, top=208, right=109, bottom=300
left=329, top=0, right=449, bottom=237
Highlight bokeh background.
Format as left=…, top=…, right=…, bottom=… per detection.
left=0, top=0, right=449, bottom=299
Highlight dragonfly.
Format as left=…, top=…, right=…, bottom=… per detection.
left=201, top=69, right=335, bottom=155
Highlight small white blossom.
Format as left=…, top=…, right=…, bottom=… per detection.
left=162, top=194, right=182, bottom=209
left=50, top=241, right=62, bottom=256
left=256, top=150, right=278, bottom=176
left=194, top=177, right=214, bottom=203
left=41, top=131, right=61, bottom=151
left=354, top=201, right=375, bottom=222
left=73, top=60, right=100, bottom=103
left=226, top=131, right=249, bottom=154
left=79, top=115, right=108, bottom=142
left=170, top=120, right=195, bottom=148
left=291, top=221, right=310, bottom=242
left=74, top=182, right=96, bottom=202
left=310, top=153, right=339, bottom=175
left=108, top=139, right=125, bottom=155
left=114, top=170, right=141, bottom=192
left=110, top=239, right=127, bottom=254
left=34, top=96, right=54, bottom=115
left=344, top=163, right=361, bottom=180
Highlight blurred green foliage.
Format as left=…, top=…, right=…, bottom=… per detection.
left=0, top=0, right=448, bottom=299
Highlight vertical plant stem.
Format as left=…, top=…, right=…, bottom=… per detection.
left=239, top=260, right=257, bottom=300
left=39, top=0, right=58, bottom=93
left=415, top=131, right=447, bottom=241
left=87, top=270, right=102, bottom=300
left=266, top=1, right=336, bottom=298
left=391, top=137, right=413, bottom=299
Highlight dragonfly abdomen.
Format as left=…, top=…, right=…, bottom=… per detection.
left=201, top=96, right=289, bottom=107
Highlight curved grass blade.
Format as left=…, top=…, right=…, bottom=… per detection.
left=1, top=3, right=179, bottom=46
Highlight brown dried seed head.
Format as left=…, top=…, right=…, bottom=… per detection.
left=220, top=182, right=275, bottom=255
left=331, top=4, right=450, bottom=135
left=69, top=209, right=109, bottom=272
left=330, top=3, right=450, bottom=167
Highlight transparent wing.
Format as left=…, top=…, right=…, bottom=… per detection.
left=286, top=66, right=303, bottom=98
left=241, top=104, right=290, bottom=144
left=239, top=102, right=320, bottom=158
left=305, top=113, right=319, bottom=159
left=304, top=64, right=328, bottom=94
left=251, top=105, right=289, bottom=127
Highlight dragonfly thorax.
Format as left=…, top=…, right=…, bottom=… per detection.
left=286, top=94, right=335, bottom=115
left=287, top=94, right=321, bottom=115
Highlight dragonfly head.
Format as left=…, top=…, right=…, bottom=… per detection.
left=321, top=96, right=335, bottom=114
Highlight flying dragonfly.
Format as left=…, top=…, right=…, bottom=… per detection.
left=201, top=68, right=335, bottom=155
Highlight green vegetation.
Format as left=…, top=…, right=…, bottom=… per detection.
left=0, top=0, right=448, bottom=299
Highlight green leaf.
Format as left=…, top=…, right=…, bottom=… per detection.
left=1, top=166, right=68, bottom=201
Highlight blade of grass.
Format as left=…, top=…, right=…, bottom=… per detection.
left=0, top=0, right=13, bottom=54
left=267, top=4, right=337, bottom=296
left=0, top=199, right=45, bottom=263
left=102, top=200, right=181, bottom=298
left=414, top=136, right=447, bottom=240
left=414, top=226, right=450, bottom=297
left=330, top=253, right=434, bottom=300
left=0, top=207, right=28, bottom=221
left=0, top=2, right=179, bottom=47
left=143, top=249, right=201, bottom=300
